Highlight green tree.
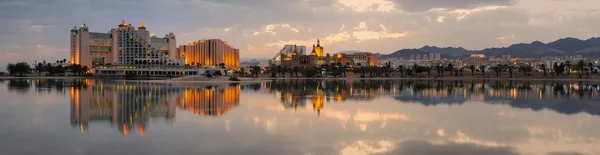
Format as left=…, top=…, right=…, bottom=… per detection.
left=82, top=66, right=89, bottom=75
left=7, top=62, right=31, bottom=77
left=68, top=64, right=82, bottom=76
left=301, top=67, right=319, bottom=78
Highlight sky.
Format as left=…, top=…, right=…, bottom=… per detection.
left=1, top=0, right=600, bottom=68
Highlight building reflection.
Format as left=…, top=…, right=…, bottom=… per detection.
left=268, top=80, right=392, bottom=115
left=263, top=80, right=600, bottom=116
left=177, top=86, right=240, bottom=117
left=69, top=80, right=241, bottom=136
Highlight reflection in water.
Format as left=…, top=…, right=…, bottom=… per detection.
left=2, top=79, right=600, bottom=155
left=67, top=80, right=240, bottom=136
left=179, top=86, right=240, bottom=117
left=264, top=80, right=600, bottom=116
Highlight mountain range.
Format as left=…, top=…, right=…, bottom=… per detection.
left=377, top=37, right=600, bottom=60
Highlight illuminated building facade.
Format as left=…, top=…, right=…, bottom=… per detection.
left=70, top=20, right=182, bottom=68
left=464, top=54, right=488, bottom=69
left=272, top=45, right=307, bottom=60
left=279, top=41, right=379, bottom=67
left=178, top=39, right=240, bottom=67
left=335, top=52, right=378, bottom=66
left=280, top=40, right=340, bottom=67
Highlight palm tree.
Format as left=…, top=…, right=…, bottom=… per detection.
left=293, top=66, right=300, bottom=78
left=254, top=66, right=261, bottom=78
left=565, top=61, right=572, bottom=76
left=447, top=63, right=454, bottom=77
left=588, top=62, right=594, bottom=78
left=578, top=60, right=585, bottom=78
left=398, top=65, right=404, bottom=77
left=469, top=65, right=475, bottom=76
left=480, top=65, right=485, bottom=76
left=35, top=63, right=44, bottom=76
left=539, top=63, right=547, bottom=76
left=508, top=65, right=513, bottom=78
left=276, top=65, right=282, bottom=77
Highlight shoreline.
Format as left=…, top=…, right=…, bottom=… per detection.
left=0, top=76, right=85, bottom=80
left=1, top=75, right=599, bottom=82
left=257, top=77, right=600, bottom=81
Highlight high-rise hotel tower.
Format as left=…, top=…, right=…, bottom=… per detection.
left=70, top=20, right=182, bottom=68
left=178, top=39, right=240, bottom=67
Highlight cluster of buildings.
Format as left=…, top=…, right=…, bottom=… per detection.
left=69, top=20, right=240, bottom=76
left=274, top=40, right=378, bottom=68
left=409, top=53, right=441, bottom=61
left=382, top=52, right=599, bottom=72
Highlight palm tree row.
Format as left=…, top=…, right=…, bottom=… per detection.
left=6, top=59, right=89, bottom=77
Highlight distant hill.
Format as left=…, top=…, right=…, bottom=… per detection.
left=378, top=37, right=600, bottom=59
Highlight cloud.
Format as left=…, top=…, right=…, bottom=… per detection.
left=450, top=5, right=509, bottom=21
left=391, top=0, right=515, bottom=12
left=336, top=0, right=394, bottom=12
left=436, top=16, right=446, bottom=23
left=375, top=140, right=520, bottom=155
left=354, top=21, right=368, bottom=30
left=261, top=24, right=300, bottom=35
left=352, top=31, right=408, bottom=42
left=264, top=31, right=352, bottom=48
left=351, top=22, right=409, bottom=42
left=497, top=34, right=516, bottom=41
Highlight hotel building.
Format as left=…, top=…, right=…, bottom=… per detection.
left=335, top=52, right=378, bottom=66
left=178, top=39, right=240, bottom=67
left=273, top=45, right=307, bottom=60
left=70, top=20, right=182, bottom=68
left=279, top=40, right=378, bottom=67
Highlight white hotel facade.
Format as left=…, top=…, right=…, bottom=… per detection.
left=70, top=20, right=237, bottom=76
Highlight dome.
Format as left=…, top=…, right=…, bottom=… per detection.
left=119, top=20, right=128, bottom=28
left=138, top=22, right=146, bottom=29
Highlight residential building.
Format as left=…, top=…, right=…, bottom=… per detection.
left=336, top=52, right=378, bottom=66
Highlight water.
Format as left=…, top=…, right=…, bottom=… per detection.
left=0, top=79, right=599, bottom=155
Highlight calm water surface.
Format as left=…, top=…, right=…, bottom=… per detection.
left=1, top=79, right=599, bottom=155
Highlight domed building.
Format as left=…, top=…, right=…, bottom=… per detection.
left=280, top=40, right=339, bottom=68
